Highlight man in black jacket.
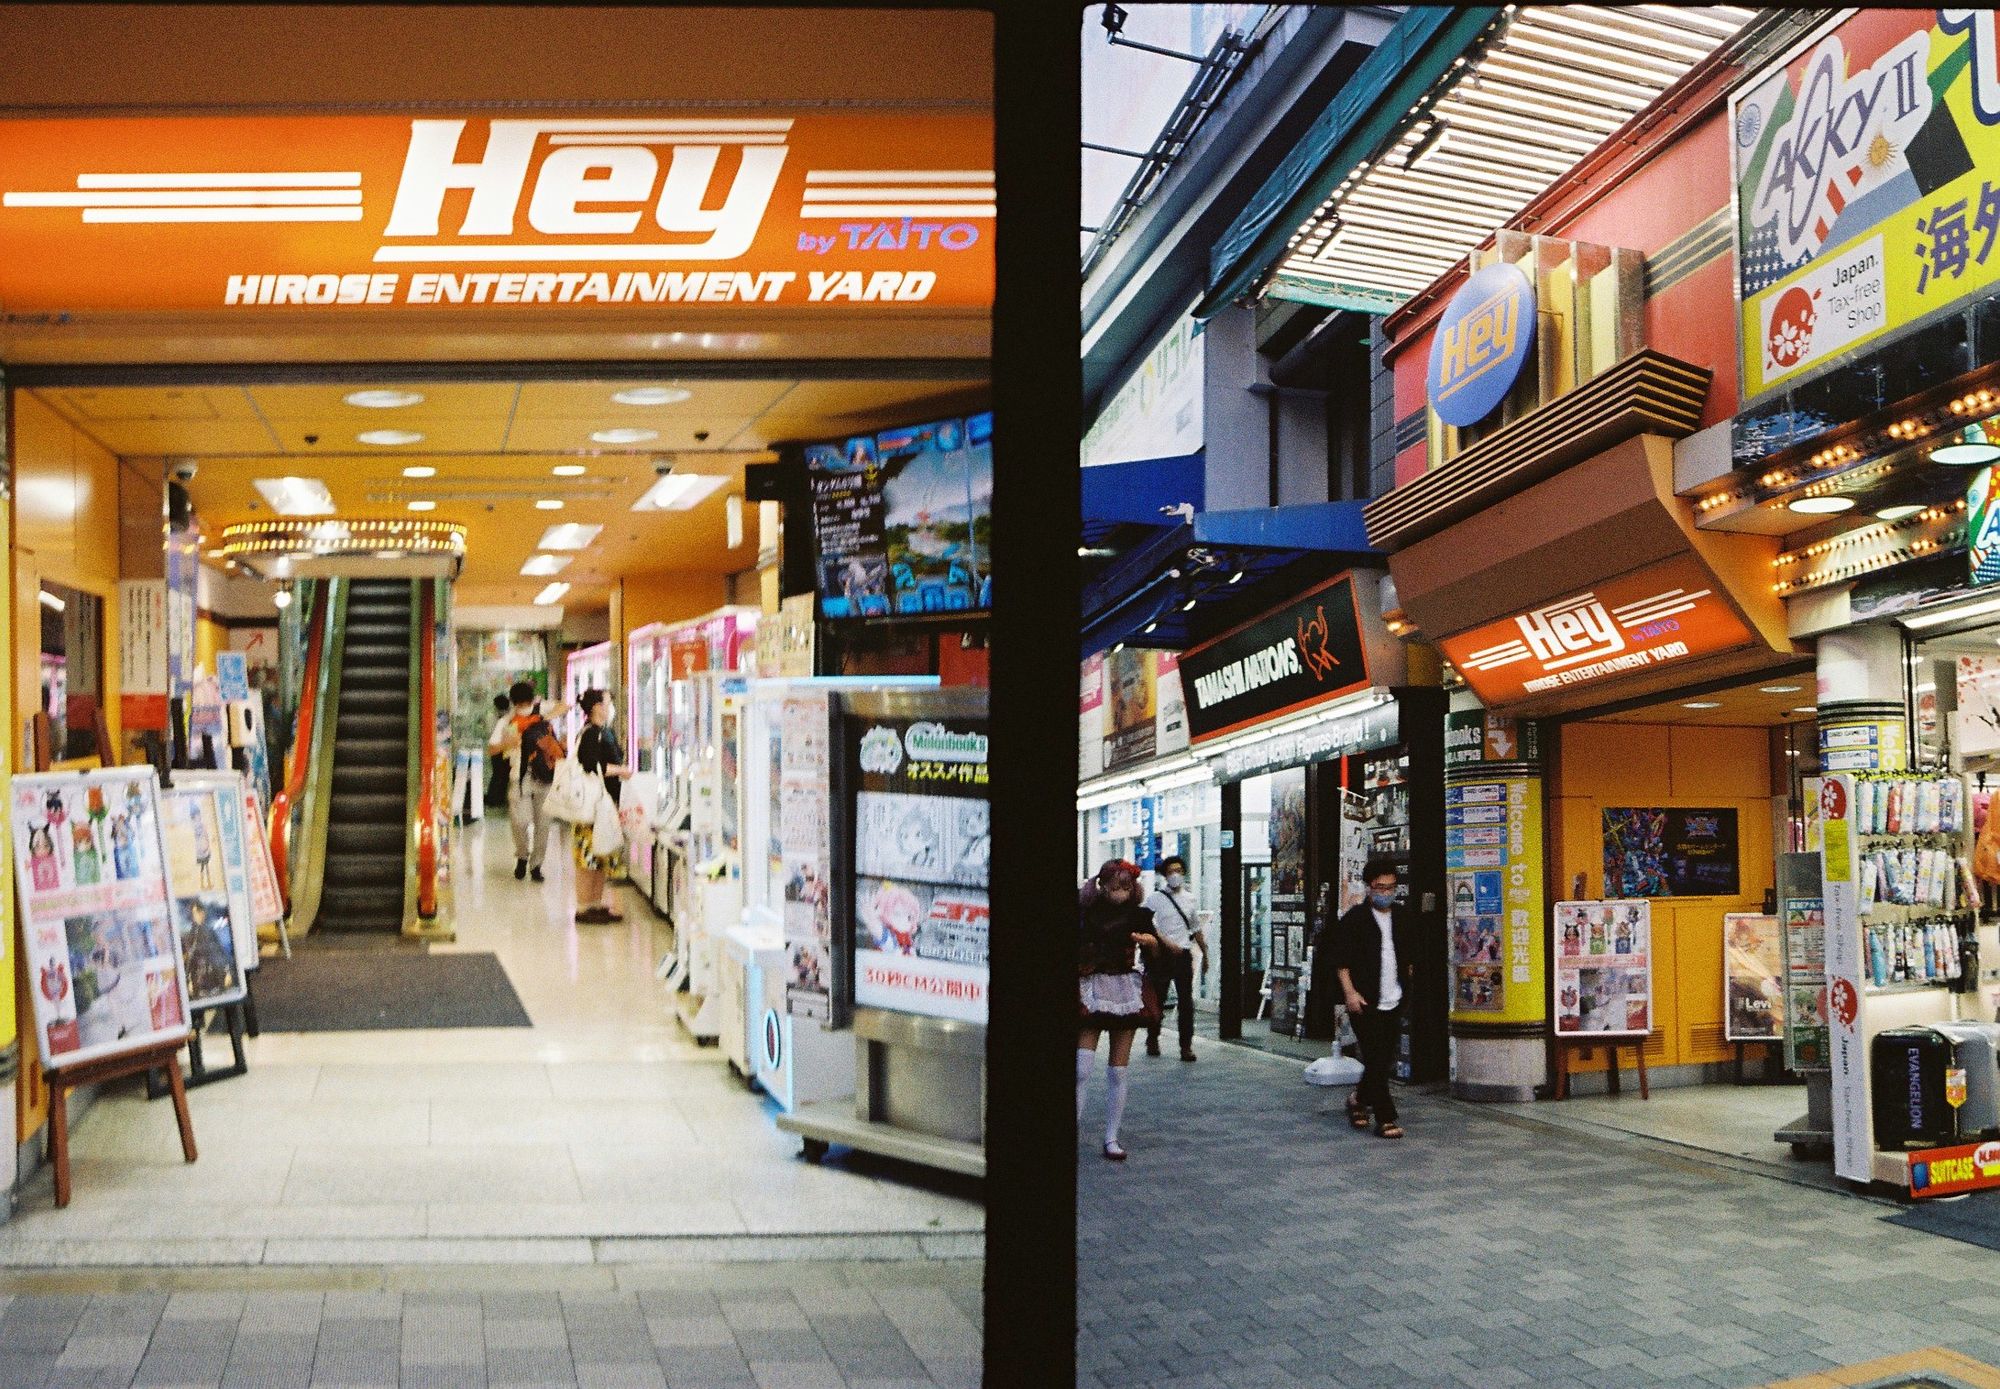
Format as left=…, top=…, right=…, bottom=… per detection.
left=1332, top=857, right=1417, bottom=1139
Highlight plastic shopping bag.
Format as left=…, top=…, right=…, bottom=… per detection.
left=1304, top=1055, right=1365, bottom=1086
left=590, top=785, right=626, bottom=858
left=619, top=772, right=662, bottom=843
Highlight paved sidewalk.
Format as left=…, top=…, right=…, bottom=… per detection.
left=0, top=1259, right=982, bottom=1388
left=1078, top=1041, right=2000, bottom=1389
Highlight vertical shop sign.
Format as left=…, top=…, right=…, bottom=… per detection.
left=1267, top=768, right=1308, bottom=1035
left=1553, top=900, right=1653, bottom=1035
left=779, top=691, right=834, bottom=1021
left=1103, top=647, right=1159, bottom=771
left=1820, top=774, right=1869, bottom=1182
left=1447, top=773, right=1546, bottom=1026
left=117, top=579, right=169, bottom=731
left=1079, top=653, right=1106, bottom=781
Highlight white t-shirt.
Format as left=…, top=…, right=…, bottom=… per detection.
left=1374, top=906, right=1402, bottom=1011
left=1143, top=886, right=1198, bottom=951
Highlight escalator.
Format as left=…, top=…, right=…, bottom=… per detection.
left=318, top=579, right=414, bottom=931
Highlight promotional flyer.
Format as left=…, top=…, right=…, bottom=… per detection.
left=780, top=690, right=834, bottom=1021
left=1553, top=899, right=1652, bottom=1036
left=1783, top=894, right=1830, bottom=1070
left=11, top=769, right=191, bottom=1069
left=1723, top=912, right=1785, bottom=1041
left=160, top=784, right=246, bottom=1008
left=1603, top=807, right=1741, bottom=897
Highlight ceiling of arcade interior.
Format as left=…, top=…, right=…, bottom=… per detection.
left=23, top=373, right=988, bottom=610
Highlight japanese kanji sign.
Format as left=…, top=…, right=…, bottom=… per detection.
left=1732, top=10, right=2000, bottom=399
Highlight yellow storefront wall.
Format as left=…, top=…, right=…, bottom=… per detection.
left=1551, top=722, right=1781, bottom=1074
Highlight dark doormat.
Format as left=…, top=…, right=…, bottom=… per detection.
left=250, top=951, right=532, bottom=1031
left=1884, top=1195, right=2000, bottom=1252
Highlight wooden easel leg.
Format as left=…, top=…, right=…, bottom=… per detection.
left=50, top=1082, right=71, bottom=1209
left=1636, top=1043, right=1649, bottom=1100
left=165, top=1058, right=198, bottom=1164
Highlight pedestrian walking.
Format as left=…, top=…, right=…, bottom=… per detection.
left=573, top=688, right=633, bottom=923
left=485, top=691, right=513, bottom=808
left=1331, top=857, right=1416, bottom=1140
left=1078, top=859, right=1162, bottom=1161
left=498, top=681, right=563, bottom=882
left=1143, top=855, right=1205, bottom=1061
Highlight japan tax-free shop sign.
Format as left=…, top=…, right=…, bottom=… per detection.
left=0, top=114, right=991, bottom=312
left=1732, top=9, right=2000, bottom=399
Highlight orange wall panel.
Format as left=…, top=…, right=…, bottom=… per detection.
left=1559, top=722, right=1670, bottom=801
left=1668, top=724, right=1771, bottom=800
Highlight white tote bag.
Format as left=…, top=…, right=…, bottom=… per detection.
left=590, top=784, right=626, bottom=858
left=544, top=758, right=600, bottom=824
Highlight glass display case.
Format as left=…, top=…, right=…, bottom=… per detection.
left=562, top=640, right=618, bottom=748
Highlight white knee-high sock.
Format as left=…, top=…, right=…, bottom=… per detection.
left=1104, top=1065, right=1129, bottom=1145
left=1076, top=1048, right=1095, bottom=1123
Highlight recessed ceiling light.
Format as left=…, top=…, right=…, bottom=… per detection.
left=1682, top=701, right=1721, bottom=709
left=401, top=465, right=436, bottom=479
left=552, top=464, right=587, bottom=477
left=252, top=476, right=335, bottom=516
left=535, top=499, right=564, bottom=510
left=591, top=427, right=659, bottom=445
left=1933, top=426, right=2000, bottom=465
left=344, top=389, right=424, bottom=409
left=205, top=548, right=225, bottom=559
left=612, top=387, right=691, bottom=407
left=1792, top=706, right=1817, bottom=714
left=1788, top=496, right=1854, bottom=514
left=631, top=474, right=728, bottom=512
left=1875, top=504, right=1924, bottom=521
left=374, top=550, right=406, bottom=560
left=358, top=429, right=424, bottom=446
left=1758, top=684, right=1802, bottom=694
left=538, top=522, right=603, bottom=550
left=533, top=581, right=571, bottom=606
left=520, top=554, right=573, bottom=577
left=407, top=500, right=436, bottom=512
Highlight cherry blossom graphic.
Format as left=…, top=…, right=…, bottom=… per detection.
left=1767, top=285, right=1818, bottom=369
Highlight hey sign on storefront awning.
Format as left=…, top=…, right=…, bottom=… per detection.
left=1178, top=574, right=1373, bottom=742
left=0, top=113, right=991, bottom=314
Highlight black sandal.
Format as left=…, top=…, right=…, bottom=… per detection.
left=1345, top=1098, right=1371, bottom=1129
left=1375, top=1121, right=1405, bottom=1140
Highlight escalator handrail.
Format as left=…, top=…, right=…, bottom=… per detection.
left=414, top=580, right=439, bottom=919
left=285, top=578, right=349, bottom=935
left=268, top=580, right=329, bottom=905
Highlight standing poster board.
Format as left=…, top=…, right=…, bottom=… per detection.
left=1782, top=894, right=1830, bottom=1070
left=236, top=780, right=285, bottom=931
left=1553, top=899, right=1652, bottom=1036
left=11, top=768, right=191, bottom=1069
left=176, top=771, right=261, bottom=973
left=159, top=782, right=247, bottom=1007
left=1723, top=912, right=1785, bottom=1041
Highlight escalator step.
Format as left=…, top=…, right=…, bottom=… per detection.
left=327, top=823, right=405, bottom=855
left=331, top=737, right=406, bottom=762
left=345, top=644, right=409, bottom=664
left=326, top=792, right=407, bottom=821
left=332, top=766, right=406, bottom=794
left=346, top=625, right=411, bottom=642
left=317, top=888, right=402, bottom=930
left=343, top=671, right=407, bottom=693
left=338, top=689, right=406, bottom=713
left=334, top=713, right=406, bottom=739
left=324, top=856, right=406, bottom=888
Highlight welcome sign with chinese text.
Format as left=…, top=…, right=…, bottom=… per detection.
left=1732, top=10, right=2000, bottom=399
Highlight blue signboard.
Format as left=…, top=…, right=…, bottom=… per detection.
left=1427, top=262, right=1537, bottom=428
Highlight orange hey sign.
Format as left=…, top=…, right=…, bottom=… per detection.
left=0, top=113, right=992, bottom=313
left=1439, top=558, right=1754, bottom=707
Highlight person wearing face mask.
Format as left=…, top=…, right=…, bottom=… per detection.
left=1078, top=859, right=1163, bottom=1161
left=1330, top=858, right=1417, bottom=1139
left=1142, top=855, right=1205, bottom=1061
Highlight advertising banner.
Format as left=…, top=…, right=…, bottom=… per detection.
left=1782, top=895, right=1830, bottom=1069
left=160, top=784, right=246, bottom=1008
left=1603, top=807, right=1741, bottom=897
left=0, top=113, right=991, bottom=313
left=238, top=782, right=285, bottom=930
left=117, top=578, right=169, bottom=731
left=1441, top=557, right=1755, bottom=709
left=1724, top=912, right=1785, bottom=1041
left=1267, top=768, right=1309, bottom=1036
left=1733, top=10, right=2000, bottom=399
left=1179, top=574, right=1372, bottom=743
left=1909, top=1139, right=2000, bottom=1198
left=11, top=768, right=191, bottom=1070
left=178, top=771, right=261, bottom=974
left=848, top=706, right=989, bottom=1024
left=1553, top=899, right=1652, bottom=1036
left=1081, top=309, right=1204, bottom=467
left=1448, top=774, right=1546, bottom=1026
left=779, top=690, right=833, bottom=1021
left=1820, top=774, right=1870, bottom=1182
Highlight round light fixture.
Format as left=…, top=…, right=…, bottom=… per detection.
left=344, top=389, right=424, bottom=409
left=1792, top=706, right=1817, bottom=715
left=407, top=500, right=436, bottom=512
left=374, top=549, right=407, bottom=560
left=1875, top=503, right=1924, bottom=521
left=358, top=429, right=424, bottom=446
left=612, top=387, right=691, bottom=407
left=535, top=499, right=564, bottom=511
left=1758, top=684, right=1802, bottom=694
left=1788, top=495, right=1855, bottom=514
left=1682, top=701, right=1722, bottom=710
left=272, top=589, right=292, bottom=610
left=1932, top=425, right=2000, bottom=466
left=552, top=464, right=587, bottom=477
left=401, top=465, right=436, bottom=479
left=591, top=427, right=659, bottom=445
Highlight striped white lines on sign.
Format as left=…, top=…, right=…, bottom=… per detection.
left=4, top=172, right=364, bottom=223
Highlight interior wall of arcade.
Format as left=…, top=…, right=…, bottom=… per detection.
left=1550, top=721, right=1783, bottom=1076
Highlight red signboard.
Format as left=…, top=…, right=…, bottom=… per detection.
left=1910, top=1139, right=2000, bottom=1199
left=1438, top=557, right=1754, bottom=707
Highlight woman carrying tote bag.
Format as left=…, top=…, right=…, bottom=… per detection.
left=572, top=689, right=633, bottom=923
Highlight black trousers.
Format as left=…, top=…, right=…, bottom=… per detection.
left=1145, top=949, right=1196, bottom=1051
left=1352, top=1003, right=1402, bottom=1124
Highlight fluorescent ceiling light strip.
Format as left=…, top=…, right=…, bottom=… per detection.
left=75, top=171, right=361, bottom=188
left=1405, top=154, right=1552, bottom=196
left=533, top=582, right=571, bottom=606
left=1479, top=51, right=1656, bottom=104
left=1316, top=228, right=1469, bottom=263
left=7, top=190, right=361, bottom=206
left=805, top=170, right=993, bottom=182
left=84, top=208, right=362, bottom=222
left=1471, top=71, right=1644, bottom=121
left=1378, top=166, right=1535, bottom=213
left=1343, top=189, right=1501, bottom=227
left=1503, top=35, right=1687, bottom=88
left=1533, top=10, right=1723, bottom=63
left=798, top=205, right=995, bottom=218
left=1452, top=85, right=1627, bottom=133
left=1426, top=107, right=1601, bottom=154
left=1904, top=594, right=2000, bottom=629
left=801, top=187, right=993, bottom=200
left=1293, top=240, right=1451, bottom=273
left=1417, top=123, right=1577, bottom=172
left=1283, top=256, right=1434, bottom=287
left=1627, top=4, right=1752, bottom=37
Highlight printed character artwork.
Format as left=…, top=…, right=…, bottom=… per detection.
left=160, top=788, right=242, bottom=1006
left=70, top=820, right=101, bottom=886
left=1453, top=916, right=1501, bottom=965
left=26, top=821, right=58, bottom=892
left=954, top=800, right=990, bottom=883
left=853, top=791, right=986, bottom=887
left=1561, top=919, right=1583, bottom=957
left=190, top=801, right=213, bottom=888
left=1587, top=912, right=1607, bottom=956
left=1455, top=964, right=1503, bottom=1011
left=174, top=893, right=239, bottom=1004
left=862, top=880, right=923, bottom=954
left=1725, top=913, right=1786, bottom=1041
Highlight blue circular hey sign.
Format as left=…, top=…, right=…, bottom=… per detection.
left=1427, top=262, right=1537, bottom=428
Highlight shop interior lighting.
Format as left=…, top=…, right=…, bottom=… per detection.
left=1903, top=593, right=2000, bottom=629
left=1787, top=496, right=1854, bottom=514
left=1758, top=685, right=1801, bottom=694
left=401, top=465, right=436, bottom=479
left=552, top=464, right=587, bottom=477
left=344, top=390, right=424, bottom=409
left=272, top=587, right=292, bottom=610
left=532, top=582, right=571, bottom=607
left=37, top=590, right=64, bottom=613
left=535, top=499, right=564, bottom=511
left=519, top=554, right=572, bottom=577
left=1930, top=425, right=2000, bottom=466
left=632, top=473, right=728, bottom=512
left=1682, top=701, right=1720, bottom=709
left=611, top=386, right=692, bottom=407
left=374, top=550, right=406, bottom=560
left=253, top=476, right=336, bottom=516
left=357, top=430, right=424, bottom=446
left=591, top=427, right=659, bottom=445
left=406, top=499, right=436, bottom=512
left=537, top=522, right=604, bottom=551
left=1875, top=504, right=1925, bottom=521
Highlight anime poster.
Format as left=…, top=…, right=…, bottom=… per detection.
left=1554, top=899, right=1652, bottom=1036
left=239, top=782, right=285, bottom=929
left=1724, top=912, right=1785, bottom=1041
left=807, top=438, right=891, bottom=619
left=1783, top=896, right=1830, bottom=1071
left=779, top=690, right=834, bottom=1020
left=11, top=769, right=191, bottom=1069
left=1103, top=647, right=1159, bottom=772
left=178, top=772, right=261, bottom=972
left=160, top=785, right=245, bottom=1008
left=848, top=705, right=990, bottom=1024
left=1603, top=807, right=1740, bottom=897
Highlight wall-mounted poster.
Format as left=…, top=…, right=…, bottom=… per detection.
left=11, top=768, right=191, bottom=1069
left=160, top=784, right=246, bottom=1008
left=1724, top=912, right=1785, bottom=1041
left=847, top=701, right=989, bottom=1024
left=780, top=690, right=834, bottom=1021
left=1268, top=767, right=1308, bottom=1036
left=1783, top=895, right=1829, bottom=1071
left=1554, top=899, right=1652, bottom=1036
left=177, top=772, right=261, bottom=973
left=1602, top=807, right=1740, bottom=897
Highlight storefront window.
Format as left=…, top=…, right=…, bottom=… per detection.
left=41, top=582, right=105, bottom=761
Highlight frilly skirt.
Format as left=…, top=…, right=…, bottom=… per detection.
left=1079, top=971, right=1159, bottom=1031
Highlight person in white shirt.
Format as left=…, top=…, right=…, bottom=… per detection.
left=1142, top=855, right=1206, bottom=1061
left=1333, top=858, right=1415, bottom=1139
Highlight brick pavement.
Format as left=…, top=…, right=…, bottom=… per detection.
left=0, top=1260, right=982, bottom=1388
left=1078, top=1042, right=2000, bottom=1389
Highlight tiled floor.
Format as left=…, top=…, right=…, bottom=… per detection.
left=0, top=818, right=983, bottom=1267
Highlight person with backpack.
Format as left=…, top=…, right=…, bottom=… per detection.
left=497, top=680, right=564, bottom=882
left=1142, top=855, right=1205, bottom=1062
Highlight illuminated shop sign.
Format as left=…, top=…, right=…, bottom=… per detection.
left=1178, top=574, right=1372, bottom=742
left=1970, top=465, right=2000, bottom=585
left=1426, top=261, right=1537, bottom=428
left=0, top=114, right=991, bottom=312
